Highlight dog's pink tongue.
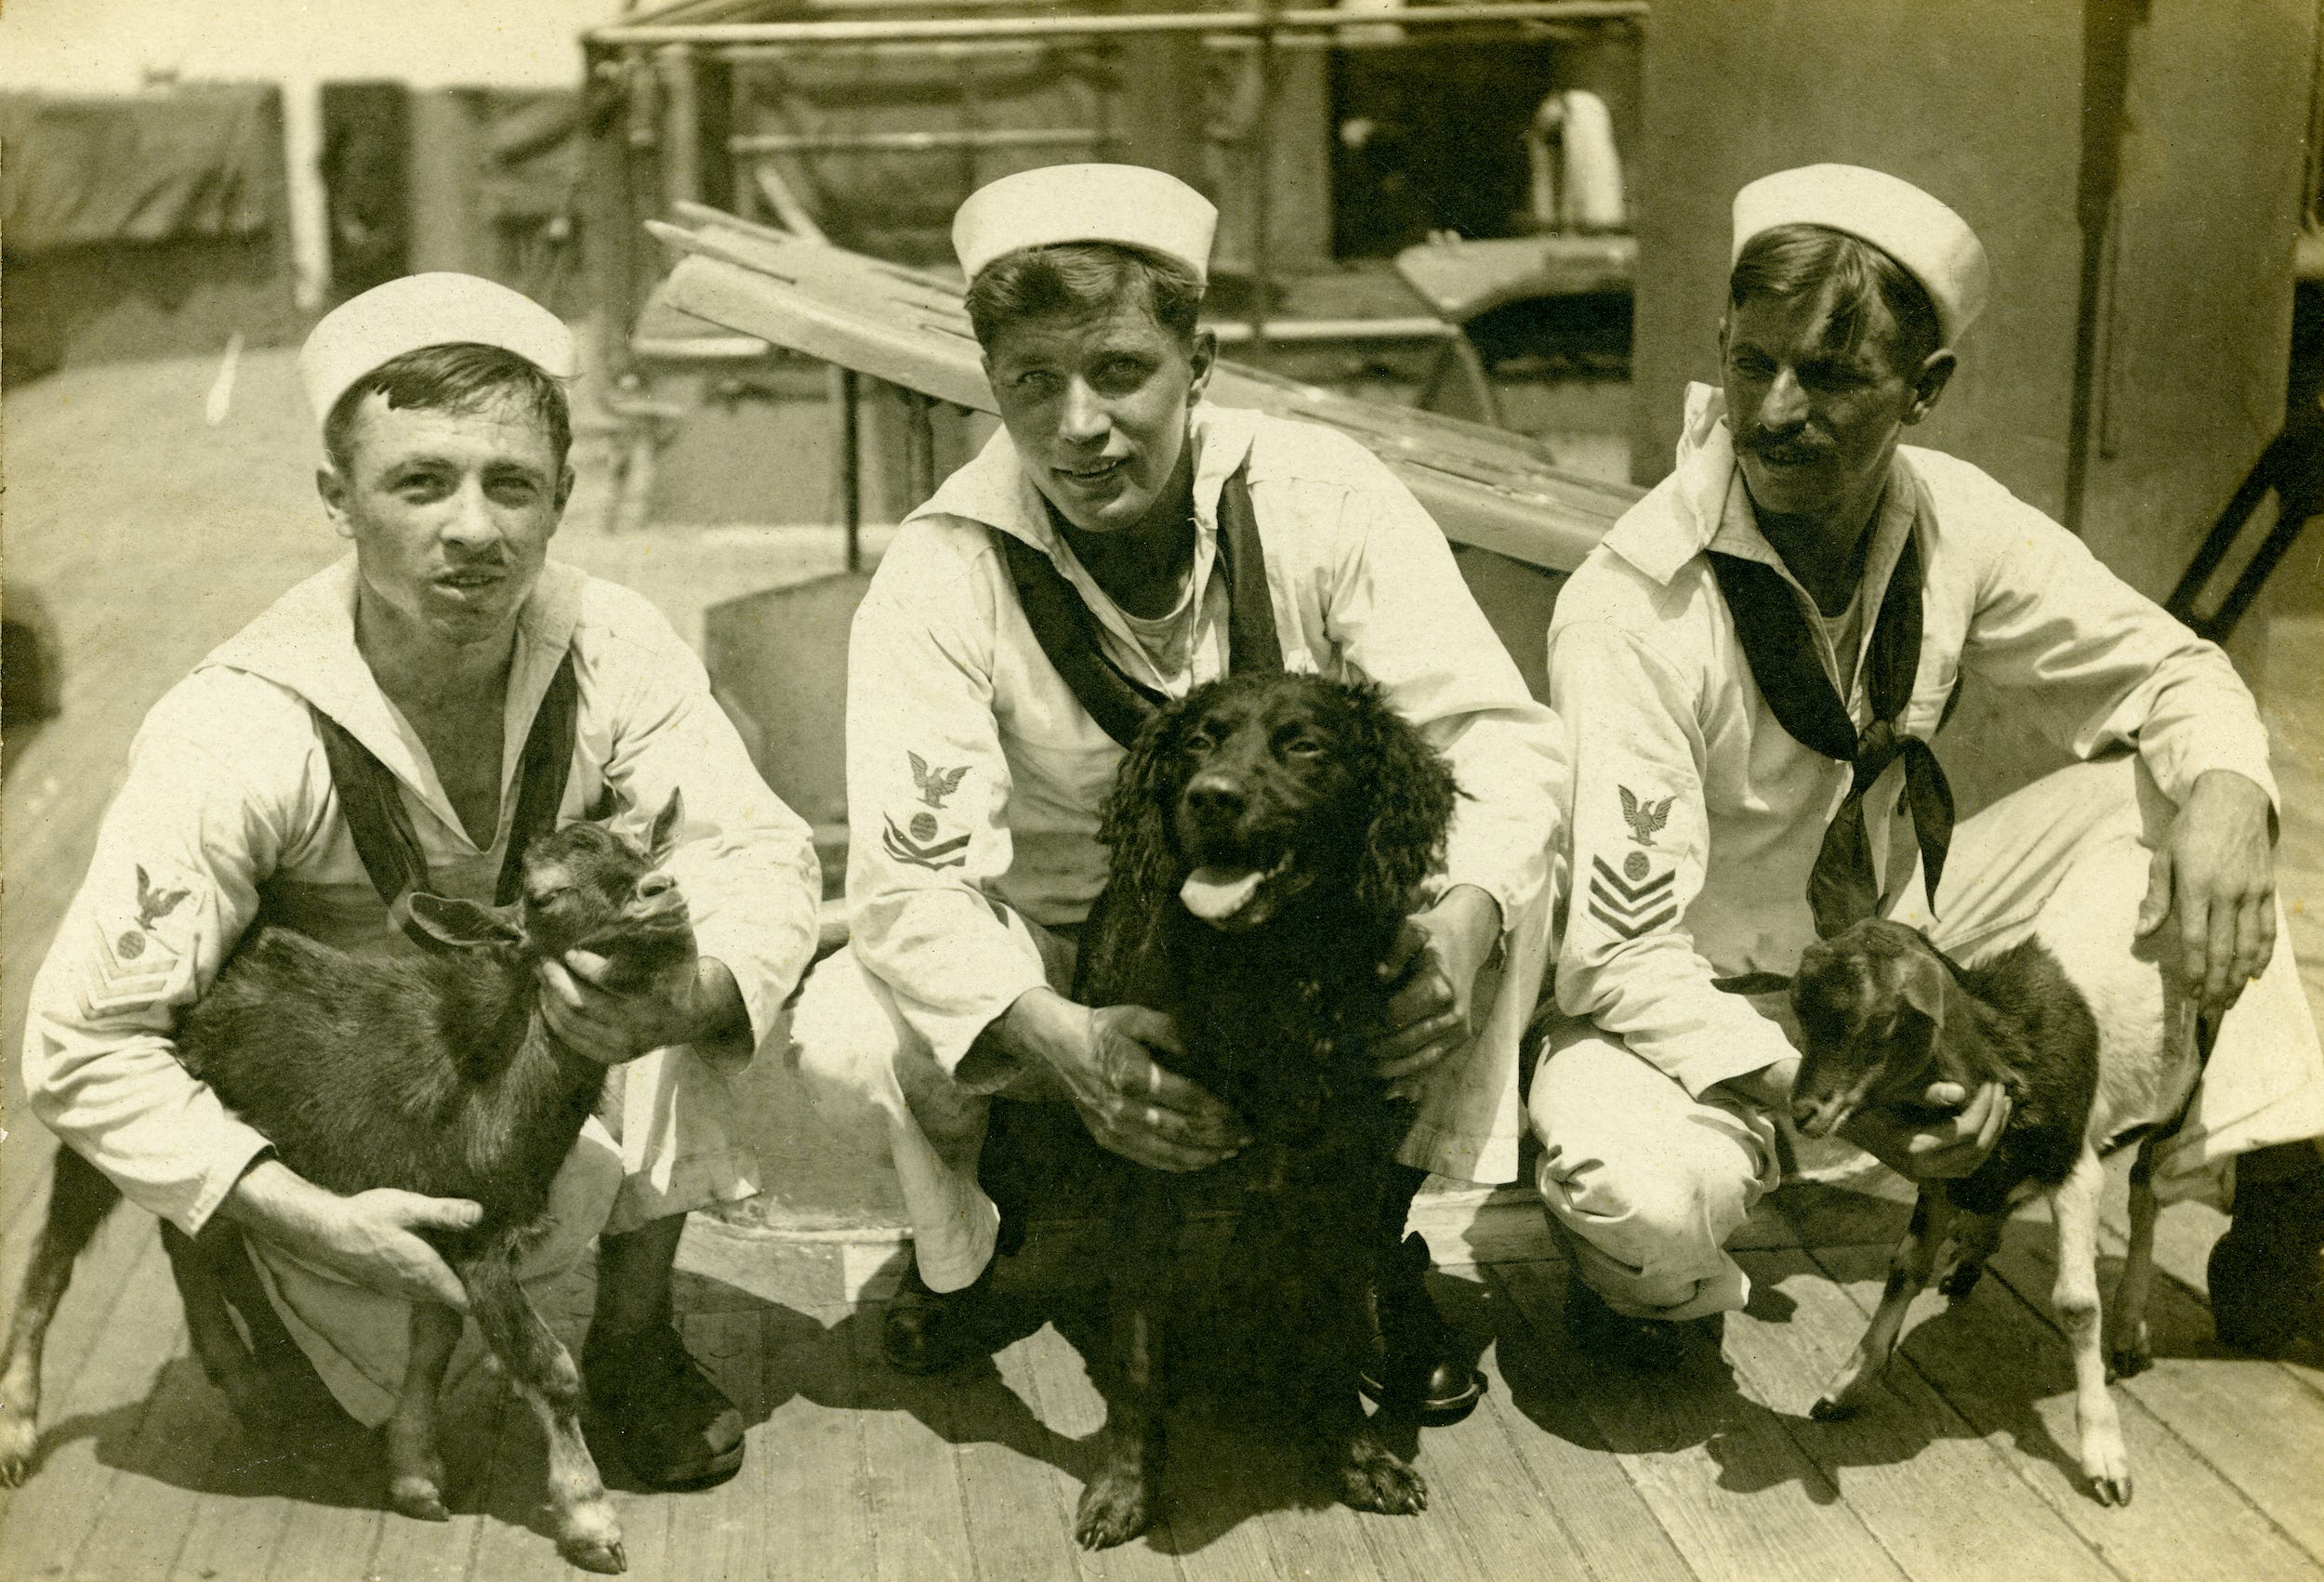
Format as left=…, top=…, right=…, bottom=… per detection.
left=1181, top=866, right=1265, bottom=921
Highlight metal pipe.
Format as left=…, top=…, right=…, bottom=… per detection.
left=838, top=368, right=863, bottom=571
left=590, top=3, right=1645, bottom=46
left=726, top=38, right=1090, bottom=59
left=902, top=389, right=937, bottom=507
left=1248, top=0, right=1277, bottom=361
left=729, top=125, right=1111, bottom=154
left=657, top=45, right=703, bottom=209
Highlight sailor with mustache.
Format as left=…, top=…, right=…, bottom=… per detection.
left=1535, top=165, right=2324, bottom=1364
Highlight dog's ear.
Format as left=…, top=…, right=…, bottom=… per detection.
left=1347, top=681, right=1459, bottom=920
left=1099, top=687, right=1199, bottom=906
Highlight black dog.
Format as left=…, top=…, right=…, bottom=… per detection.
left=1065, top=670, right=1459, bottom=1549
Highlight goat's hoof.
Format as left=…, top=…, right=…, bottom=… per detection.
left=1337, top=1440, right=1427, bottom=1516
left=388, top=1479, right=450, bottom=1523
left=557, top=1500, right=627, bottom=1574
left=0, top=1411, right=38, bottom=1486
left=1073, top=1466, right=1155, bottom=1550
left=1809, top=1393, right=1857, bottom=1422
left=2106, top=1347, right=2152, bottom=1383
left=2082, top=1439, right=2133, bottom=1507
left=559, top=1533, right=628, bottom=1575
left=1938, top=1263, right=1986, bottom=1300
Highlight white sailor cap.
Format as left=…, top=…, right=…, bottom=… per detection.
left=300, top=271, right=577, bottom=432
left=1732, top=164, right=1990, bottom=346
left=953, top=163, right=1219, bottom=285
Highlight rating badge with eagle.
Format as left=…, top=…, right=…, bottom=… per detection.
left=78, top=863, right=199, bottom=1020
left=884, top=751, right=972, bottom=870
left=1618, top=784, right=1674, bottom=850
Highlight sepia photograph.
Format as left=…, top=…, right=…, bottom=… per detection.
left=2, top=0, right=2321, bottom=1576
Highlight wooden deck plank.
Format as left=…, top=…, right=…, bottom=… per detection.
left=66, top=1316, right=231, bottom=1582
left=462, top=1355, right=590, bottom=1582
left=358, top=1351, right=511, bottom=1582
left=655, top=1307, right=785, bottom=1582
left=1975, top=1223, right=2324, bottom=1566
left=956, top=1325, right=1107, bottom=1582
left=1372, top=1272, right=1604, bottom=1582
left=0, top=1215, right=173, bottom=1575
left=165, top=1488, right=297, bottom=1582
left=1811, top=1238, right=2317, bottom=1582
left=759, top=1302, right=881, bottom=1582
left=1490, top=1258, right=1908, bottom=1582
left=1471, top=1258, right=1699, bottom=1582
left=1167, top=1427, right=1379, bottom=1582
left=1725, top=1247, right=2119, bottom=1582
left=260, top=1453, right=394, bottom=1582
left=1005, top=1316, right=1196, bottom=1582
left=855, top=1294, right=976, bottom=1582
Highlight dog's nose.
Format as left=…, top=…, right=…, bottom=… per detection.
left=1183, top=774, right=1245, bottom=823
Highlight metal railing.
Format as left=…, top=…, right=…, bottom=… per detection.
left=582, top=0, right=1644, bottom=376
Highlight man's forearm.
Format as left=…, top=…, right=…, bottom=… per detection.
left=218, top=1154, right=331, bottom=1246
left=986, top=985, right=1087, bottom=1075
left=1430, top=884, right=1504, bottom=974
left=1710, top=1054, right=1800, bottom=1113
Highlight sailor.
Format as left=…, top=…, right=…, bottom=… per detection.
left=792, top=164, right=1565, bottom=1419
left=23, top=272, right=824, bottom=1486
left=1537, top=164, right=2324, bottom=1361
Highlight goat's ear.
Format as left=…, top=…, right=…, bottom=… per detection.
left=1896, top=945, right=1948, bottom=1030
left=646, top=789, right=685, bottom=861
left=403, top=892, right=526, bottom=951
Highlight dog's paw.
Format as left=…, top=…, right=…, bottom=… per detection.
left=1336, top=1435, right=1427, bottom=1516
left=1074, top=1465, right=1155, bottom=1550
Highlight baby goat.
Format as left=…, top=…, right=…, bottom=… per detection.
left=1786, top=844, right=2204, bottom=1507
left=0, top=794, right=693, bottom=1573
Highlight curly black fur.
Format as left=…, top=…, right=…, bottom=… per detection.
left=1063, top=671, right=1460, bottom=1549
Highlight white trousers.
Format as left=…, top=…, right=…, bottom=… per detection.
left=792, top=889, right=1552, bottom=1296
left=253, top=1044, right=759, bottom=1427
left=1532, top=755, right=2324, bottom=1322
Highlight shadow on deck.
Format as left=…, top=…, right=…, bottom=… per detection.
left=5, top=1139, right=2322, bottom=1582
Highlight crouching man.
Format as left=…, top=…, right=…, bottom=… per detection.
left=1537, top=165, right=2324, bottom=1362
left=23, top=274, right=823, bottom=1485
left=792, top=165, right=1564, bottom=1419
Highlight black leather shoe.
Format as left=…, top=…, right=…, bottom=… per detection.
left=1564, top=1274, right=1687, bottom=1371
left=2209, top=1167, right=2324, bottom=1357
left=881, top=1258, right=997, bottom=1376
left=582, top=1321, right=746, bottom=1490
left=1360, top=1232, right=1485, bottom=1424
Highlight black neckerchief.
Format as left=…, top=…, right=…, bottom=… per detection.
left=309, top=649, right=581, bottom=948
left=997, top=462, right=1282, bottom=749
left=1706, top=529, right=1953, bottom=937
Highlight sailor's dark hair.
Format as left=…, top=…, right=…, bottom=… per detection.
left=965, top=242, right=1205, bottom=351
left=323, top=342, right=572, bottom=474
left=1727, top=223, right=1944, bottom=375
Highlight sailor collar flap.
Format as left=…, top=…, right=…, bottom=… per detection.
left=199, top=556, right=586, bottom=848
